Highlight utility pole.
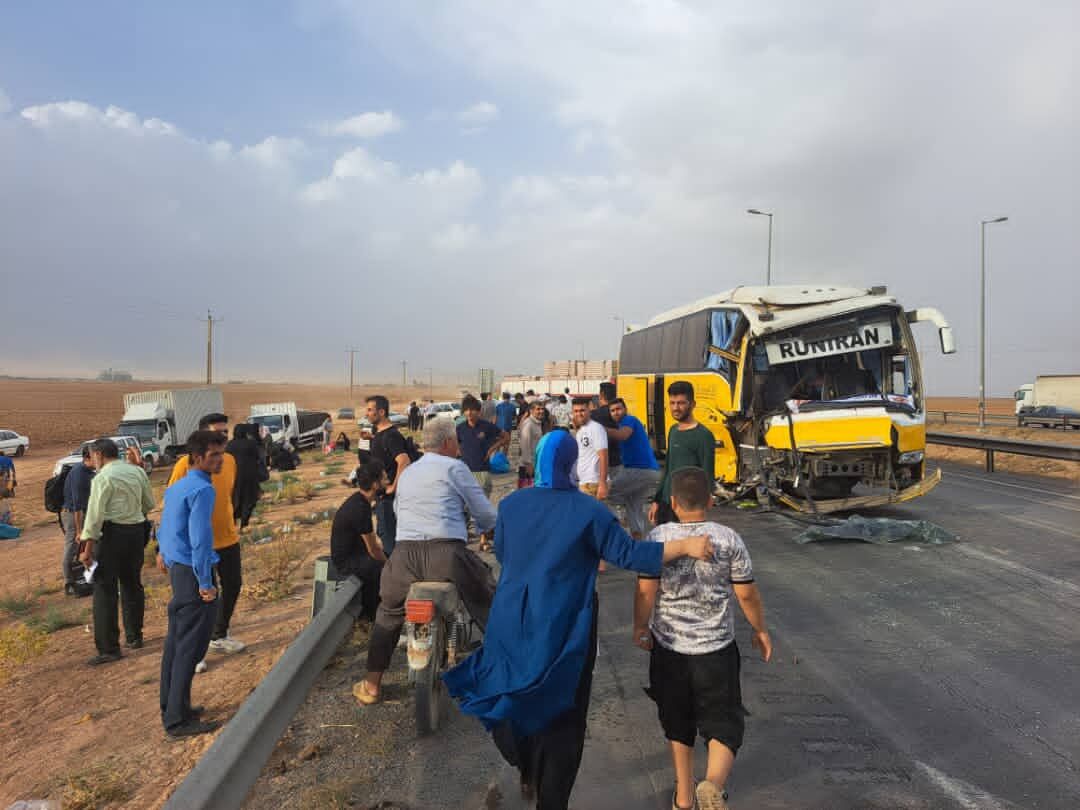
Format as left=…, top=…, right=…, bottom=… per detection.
left=205, top=310, right=223, bottom=384
left=978, top=216, right=1009, bottom=429
left=747, top=209, right=774, bottom=285
left=345, top=347, right=359, bottom=403
left=402, top=361, right=408, bottom=386
left=426, top=367, right=433, bottom=401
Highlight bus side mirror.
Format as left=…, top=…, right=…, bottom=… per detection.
left=939, top=327, right=956, bottom=355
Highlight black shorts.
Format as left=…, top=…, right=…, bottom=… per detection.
left=645, top=639, right=746, bottom=753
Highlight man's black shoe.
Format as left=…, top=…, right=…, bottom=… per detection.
left=166, top=719, right=220, bottom=740
left=87, top=652, right=123, bottom=666
left=126, top=637, right=144, bottom=649
left=187, top=705, right=205, bottom=717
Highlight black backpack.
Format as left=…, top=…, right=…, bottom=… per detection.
left=403, top=434, right=423, bottom=463
left=44, top=466, right=70, bottom=513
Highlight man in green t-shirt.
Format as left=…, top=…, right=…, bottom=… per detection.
left=649, top=381, right=716, bottom=526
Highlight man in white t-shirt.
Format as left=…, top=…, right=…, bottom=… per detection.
left=571, top=397, right=608, bottom=500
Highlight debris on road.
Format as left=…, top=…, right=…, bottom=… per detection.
left=795, top=515, right=955, bottom=545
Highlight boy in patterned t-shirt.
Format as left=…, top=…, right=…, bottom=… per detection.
left=634, top=467, right=772, bottom=810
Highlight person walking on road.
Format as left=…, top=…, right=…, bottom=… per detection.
left=604, top=398, right=661, bottom=539
left=444, top=430, right=715, bottom=810
left=61, top=447, right=95, bottom=597
left=480, top=392, right=498, bottom=424
left=458, top=395, right=510, bottom=499
left=353, top=418, right=497, bottom=706
left=157, top=430, right=224, bottom=739
left=589, top=382, right=622, bottom=494
left=367, top=394, right=413, bottom=557
left=496, top=392, right=517, bottom=434
left=79, top=438, right=154, bottom=665
left=517, top=400, right=546, bottom=481
left=649, top=381, right=716, bottom=527
left=571, top=398, right=608, bottom=501
left=166, top=413, right=246, bottom=671
left=635, top=466, right=772, bottom=810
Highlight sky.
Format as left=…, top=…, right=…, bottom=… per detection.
left=1, top=0, right=1076, bottom=394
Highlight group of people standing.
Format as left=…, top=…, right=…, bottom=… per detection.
left=328, top=381, right=772, bottom=810
left=65, top=412, right=269, bottom=739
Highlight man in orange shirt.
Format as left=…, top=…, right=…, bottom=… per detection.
left=162, top=413, right=245, bottom=671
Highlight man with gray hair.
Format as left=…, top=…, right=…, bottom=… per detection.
left=352, top=416, right=497, bottom=705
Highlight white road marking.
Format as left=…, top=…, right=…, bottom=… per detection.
left=944, top=469, right=1080, bottom=508
left=915, top=761, right=1016, bottom=810
left=952, top=544, right=1080, bottom=598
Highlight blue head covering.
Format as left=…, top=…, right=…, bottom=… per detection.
left=533, top=429, right=577, bottom=490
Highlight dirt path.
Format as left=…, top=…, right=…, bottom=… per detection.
left=0, top=421, right=371, bottom=808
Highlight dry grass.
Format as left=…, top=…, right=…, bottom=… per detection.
left=143, top=584, right=172, bottom=619
left=59, top=759, right=135, bottom=810
left=26, top=605, right=84, bottom=635
left=0, top=591, right=36, bottom=618
left=0, top=623, right=49, bottom=682
left=243, top=533, right=306, bottom=602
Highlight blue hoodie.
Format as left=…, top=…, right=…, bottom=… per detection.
left=443, top=430, right=663, bottom=737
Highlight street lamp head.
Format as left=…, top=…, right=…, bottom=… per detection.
left=982, top=216, right=1009, bottom=224
left=747, top=208, right=771, bottom=216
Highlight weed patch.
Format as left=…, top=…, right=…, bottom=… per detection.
left=60, top=759, right=135, bottom=810
left=0, top=623, right=49, bottom=681
left=0, top=592, right=36, bottom=618
left=26, top=606, right=81, bottom=634
left=244, top=535, right=305, bottom=602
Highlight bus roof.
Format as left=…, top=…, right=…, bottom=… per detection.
left=644, top=285, right=899, bottom=336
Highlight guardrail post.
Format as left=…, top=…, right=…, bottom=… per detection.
left=985, top=448, right=994, bottom=473
left=942, top=411, right=948, bottom=425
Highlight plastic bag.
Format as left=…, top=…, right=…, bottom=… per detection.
left=489, top=451, right=510, bottom=474
left=795, top=516, right=954, bottom=545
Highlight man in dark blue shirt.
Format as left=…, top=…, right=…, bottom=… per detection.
left=156, top=430, right=224, bottom=739
left=61, top=448, right=95, bottom=596
left=456, top=395, right=509, bottom=498
left=495, top=392, right=517, bottom=433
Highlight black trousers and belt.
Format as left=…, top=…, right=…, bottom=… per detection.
left=493, top=594, right=600, bottom=810
left=92, top=521, right=147, bottom=655
left=160, top=562, right=218, bottom=731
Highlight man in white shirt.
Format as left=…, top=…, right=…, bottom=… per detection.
left=353, top=417, right=497, bottom=706
left=572, top=397, right=608, bottom=501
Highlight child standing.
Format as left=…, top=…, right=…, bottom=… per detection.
left=634, top=466, right=772, bottom=810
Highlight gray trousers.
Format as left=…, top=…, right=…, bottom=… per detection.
left=608, top=467, right=662, bottom=538
left=61, top=510, right=80, bottom=586
left=367, top=540, right=495, bottom=672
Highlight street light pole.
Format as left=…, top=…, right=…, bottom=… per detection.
left=978, top=216, right=1009, bottom=429
left=747, top=209, right=774, bottom=285
left=613, top=315, right=625, bottom=355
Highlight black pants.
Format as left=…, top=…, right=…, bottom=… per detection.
left=493, top=595, right=599, bottom=810
left=345, top=555, right=384, bottom=621
left=211, top=542, right=242, bottom=640
left=160, top=563, right=218, bottom=730
left=92, top=521, right=146, bottom=654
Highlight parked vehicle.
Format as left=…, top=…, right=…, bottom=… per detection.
left=404, top=581, right=479, bottom=736
left=118, top=387, right=225, bottom=467
left=1014, top=374, right=1080, bottom=415
left=357, top=412, right=409, bottom=430
left=248, top=402, right=331, bottom=450
left=619, top=284, right=956, bottom=513
left=337, top=407, right=355, bottom=420
left=422, top=402, right=461, bottom=422
left=1019, top=405, right=1080, bottom=429
left=52, top=436, right=143, bottom=477
left=0, top=430, right=29, bottom=457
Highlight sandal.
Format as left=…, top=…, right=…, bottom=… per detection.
left=352, top=680, right=380, bottom=705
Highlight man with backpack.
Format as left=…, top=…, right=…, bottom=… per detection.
left=366, top=394, right=417, bottom=557
left=61, top=447, right=95, bottom=597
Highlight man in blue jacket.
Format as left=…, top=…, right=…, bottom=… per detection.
left=444, top=430, right=713, bottom=809
left=157, top=430, right=224, bottom=739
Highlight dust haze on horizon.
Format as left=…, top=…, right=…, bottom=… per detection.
left=2, top=2, right=1077, bottom=396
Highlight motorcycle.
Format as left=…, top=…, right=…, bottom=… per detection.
left=404, top=581, right=480, bottom=736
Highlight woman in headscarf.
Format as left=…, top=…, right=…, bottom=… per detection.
left=444, top=430, right=713, bottom=810
left=226, top=424, right=268, bottom=529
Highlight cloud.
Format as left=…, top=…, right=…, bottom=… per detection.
left=457, top=101, right=499, bottom=130
left=238, top=135, right=307, bottom=169
left=20, top=101, right=179, bottom=135
left=321, top=110, right=403, bottom=138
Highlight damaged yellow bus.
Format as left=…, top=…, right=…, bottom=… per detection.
left=617, top=285, right=956, bottom=513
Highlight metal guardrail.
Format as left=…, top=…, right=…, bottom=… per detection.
left=164, top=577, right=363, bottom=810
left=927, top=410, right=1075, bottom=429
left=926, top=432, right=1080, bottom=472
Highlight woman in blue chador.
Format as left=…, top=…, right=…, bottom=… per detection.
left=444, top=430, right=712, bottom=810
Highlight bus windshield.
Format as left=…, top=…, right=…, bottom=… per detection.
left=752, top=308, right=918, bottom=412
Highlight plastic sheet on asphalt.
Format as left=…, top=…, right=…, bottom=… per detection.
left=795, top=515, right=955, bottom=545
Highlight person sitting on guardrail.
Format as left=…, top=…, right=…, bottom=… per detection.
left=443, top=429, right=715, bottom=810
left=330, top=460, right=387, bottom=621
left=352, top=417, right=497, bottom=706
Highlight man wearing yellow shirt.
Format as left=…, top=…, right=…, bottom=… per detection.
left=164, top=413, right=246, bottom=665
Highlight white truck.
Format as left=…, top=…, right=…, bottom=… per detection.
left=1014, top=375, right=1080, bottom=413
left=248, top=402, right=331, bottom=450
left=117, top=387, right=225, bottom=468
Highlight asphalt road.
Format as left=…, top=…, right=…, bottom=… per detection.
left=255, top=463, right=1079, bottom=809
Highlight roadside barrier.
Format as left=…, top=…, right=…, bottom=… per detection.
left=926, top=432, right=1080, bottom=473
left=164, top=576, right=364, bottom=810
left=927, top=410, right=1075, bottom=429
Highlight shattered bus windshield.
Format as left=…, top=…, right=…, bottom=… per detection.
left=752, top=308, right=918, bottom=413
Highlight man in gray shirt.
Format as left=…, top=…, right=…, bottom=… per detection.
left=353, top=417, right=497, bottom=705
left=517, top=400, right=546, bottom=479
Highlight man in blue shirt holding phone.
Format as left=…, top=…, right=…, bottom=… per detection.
left=156, top=430, right=224, bottom=739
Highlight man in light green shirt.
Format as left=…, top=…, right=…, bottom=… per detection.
left=79, top=438, right=154, bottom=665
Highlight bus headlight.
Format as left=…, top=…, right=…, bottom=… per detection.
left=897, top=450, right=924, bottom=465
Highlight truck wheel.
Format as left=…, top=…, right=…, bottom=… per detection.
left=14, top=446, right=25, bottom=457
left=143, top=457, right=154, bottom=475
left=414, top=619, right=446, bottom=737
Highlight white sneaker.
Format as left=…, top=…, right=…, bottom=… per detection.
left=695, top=781, right=728, bottom=810
left=195, top=660, right=208, bottom=674
left=209, top=636, right=247, bottom=654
